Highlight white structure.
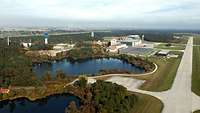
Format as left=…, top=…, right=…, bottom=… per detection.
left=157, top=50, right=170, bottom=56
left=53, top=43, right=75, bottom=51
left=110, top=39, right=119, bottom=46
left=128, top=35, right=141, bottom=39
left=121, top=37, right=142, bottom=47
left=107, top=44, right=128, bottom=53
left=45, top=38, right=48, bottom=45
left=22, top=43, right=32, bottom=48
left=91, top=32, right=94, bottom=38
left=7, top=37, right=10, bottom=46
left=96, top=40, right=103, bottom=45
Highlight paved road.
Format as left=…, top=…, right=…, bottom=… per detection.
left=103, top=37, right=200, bottom=113
left=161, top=36, right=194, bottom=113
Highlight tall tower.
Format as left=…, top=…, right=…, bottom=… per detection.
left=7, top=37, right=10, bottom=46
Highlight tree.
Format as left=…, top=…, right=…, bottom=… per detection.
left=56, top=70, right=65, bottom=80
left=42, top=72, right=52, bottom=81
left=75, top=77, right=87, bottom=88
left=65, top=101, right=79, bottom=113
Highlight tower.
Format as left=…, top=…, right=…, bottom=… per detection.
left=7, top=37, right=10, bottom=46
left=44, top=32, right=48, bottom=45
left=142, top=35, right=144, bottom=43
left=45, top=38, right=48, bottom=45
left=91, top=32, right=94, bottom=38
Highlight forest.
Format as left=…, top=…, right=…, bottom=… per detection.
left=66, top=78, right=137, bottom=113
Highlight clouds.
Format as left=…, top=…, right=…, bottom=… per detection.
left=0, top=0, right=200, bottom=29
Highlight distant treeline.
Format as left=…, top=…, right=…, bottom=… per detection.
left=4, top=30, right=191, bottom=45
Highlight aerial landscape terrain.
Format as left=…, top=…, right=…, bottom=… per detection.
left=0, top=0, right=200, bottom=113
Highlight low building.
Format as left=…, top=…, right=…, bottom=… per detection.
left=120, top=47, right=155, bottom=56
left=107, top=44, right=128, bottom=53
left=156, top=50, right=170, bottom=56
left=0, top=88, right=10, bottom=94
left=110, top=39, right=119, bottom=46
left=53, top=43, right=75, bottom=51
left=21, top=42, right=32, bottom=48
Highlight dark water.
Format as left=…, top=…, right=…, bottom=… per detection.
left=0, top=94, right=81, bottom=113
left=33, top=58, right=145, bottom=77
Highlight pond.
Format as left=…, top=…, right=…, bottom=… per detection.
left=0, top=94, right=81, bottom=113
left=32, top=58, right=145, bottom=77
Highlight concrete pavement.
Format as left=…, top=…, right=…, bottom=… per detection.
left=102, top=37, right=200, bottom=113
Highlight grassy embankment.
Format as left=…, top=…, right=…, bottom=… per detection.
left=194, top=35, right=200, bottom=45
left=131, top=93, right=163, bottom=113
left=194, top=110, right=200, bottom=113
left=135, top=52, right=183, bottom=91
left=155, top=43, right=185, bottom=50
left=192, top=36, right=200, bottom=96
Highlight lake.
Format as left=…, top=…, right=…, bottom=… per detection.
left=32, top=58, right=145, bottom=77
left=0, top=94, right=81, bottom=113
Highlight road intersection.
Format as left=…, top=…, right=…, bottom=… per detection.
left=101, top=37, right=200, bottom=113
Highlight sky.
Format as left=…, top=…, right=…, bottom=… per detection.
left=0, top=0, right=200, bottom=29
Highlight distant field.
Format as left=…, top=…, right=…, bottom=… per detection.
left=132, top=93, right=163, bottom=113
left=155, top=43, right=185, bottom=50
left=135, top=52, right=182, bottom=91
left=192, top=46, right=200, bottom=96
left=194, top=36, right=200, bottom=45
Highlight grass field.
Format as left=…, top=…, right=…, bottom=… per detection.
left=135, top=53, right=182, bottom=91
left=194, top=110, right=200, bottom=113
left=132, top=93, right=163, bottom=113
left=194, top=36, right=200, bottom=45
left=192, top=46, right=200, bottom=96
left=155, top=43, right=186, bottom=50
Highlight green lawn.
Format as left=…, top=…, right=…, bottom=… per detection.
left=192, top=46, right=200, bottom=96
left=135, top=53, right=182, bottom=91
left=131, top=93, right=163, bottom=113
left=155, top=43, right=185, bottom=50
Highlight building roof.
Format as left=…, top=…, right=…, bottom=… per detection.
left=157, top=50, right=170, bottom=55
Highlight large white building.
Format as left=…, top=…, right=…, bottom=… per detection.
left=121, top=35, right=142, bottom=47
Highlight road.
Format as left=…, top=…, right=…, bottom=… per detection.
left=102, top=37, right=200, bottom=113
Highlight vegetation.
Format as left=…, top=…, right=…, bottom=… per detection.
left=155, top=43, right=186, bottom=50
left=67, top=45, right=106, bottom=61
left=10, top=33, right=100, bottom=45
left=131, top=93, right=163, bottom=113
left=67, top=78, right=163, bottom=113
left=0, top=39, right=42, bottom=87
left=136, top=52, right=182, bottom=91
left=192, top=46, right=200, bottom=96
left=194, top=110, right=200, bottom=113
left=194, top=36, right=200, bottom=45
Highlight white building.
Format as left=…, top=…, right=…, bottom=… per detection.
left=121, top=37, right=142, bottom=47
left=53, top=43, right=75, bottom=51
left=96, top=40, right=103, bottom=45
left=110, top=39, right=119, bottom=46
left=22, top=42, right=32, bottom=48
left=107, top=44, right=128, bottom=53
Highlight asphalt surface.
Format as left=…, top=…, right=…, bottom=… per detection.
left=104, top=37, right=200, bottom=113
